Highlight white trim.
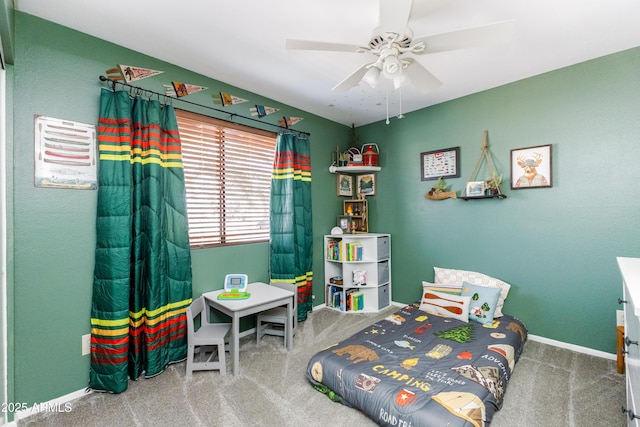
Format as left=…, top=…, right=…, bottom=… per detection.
left=10, top=304, right=616, bottom=423
left=313, top=302, right=617, bottom=361
left=1, top=65, right=7, bottom=427
left=13, top=388, right=93, bottom=422
left=527, top=333, right=616, bottom=361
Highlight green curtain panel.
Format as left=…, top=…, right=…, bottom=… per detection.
left=90, top=89, right=193, bottom=393
left=270, top=133, right=313, bottom=321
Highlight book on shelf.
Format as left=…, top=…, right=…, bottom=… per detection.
left=326, top=284, right=345, bottom=311
left=326, top=239, right=342, bottom=261
left=353, top=292, right=364, bottom=311
left=345, top=289, right=364, bottom=311
left=344, top=242, right=363, bottom=261
left=326, top=239, right=365, bottom=262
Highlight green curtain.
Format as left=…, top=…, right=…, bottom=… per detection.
left=89, top=89, right=193, bottom=393
left=270, top=133, right=313, bottom=321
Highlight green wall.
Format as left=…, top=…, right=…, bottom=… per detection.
left=7, top=10, right=640, bottom=412
left=9, top=12, right=345, bottom=408
left=357, top=47, right=640, bottom=354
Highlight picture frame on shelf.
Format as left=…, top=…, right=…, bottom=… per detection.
left=337, top=173, right=353, bottom=197
left=466, top=181, right=485, bottom=197
left=337, top=215, right=351, bottom=234
left=420, top=146, right=460, bottom=181
left=510, top=144, right=552, bottom=189
left=356, top=173, right=376, bottom=196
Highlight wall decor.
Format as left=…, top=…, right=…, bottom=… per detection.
left=510, top=144, right=552, bottom=189
left=34, top=115, right=97, bottom=190
left=279, top=116, right=304, bottom=128
left=460, top=130, right=506, bottom=200
left=105, top=64, right=164, bottom=83
left=164, top=82, right=208, bottom=97
left=420, top=146, right=460, bottom=181
left=337, top=173, right=353, bottom=197
left=337, top=215, right=351, bottom=234
left=250, top=105, right=280, bottom=117
left=356, top=173, right=376, bottom=196
left=213, top=92, right=249, bottom=106
left=465, top=181, right=485, bottom=197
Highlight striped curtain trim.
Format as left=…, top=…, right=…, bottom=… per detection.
left=90, top=298, right=191, bottom=365
left=272, top=150, right=311, bottom=181
left=97, top=120, right=185, bottom=168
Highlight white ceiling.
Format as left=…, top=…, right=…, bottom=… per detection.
left=15, top=0, right=640, bottom=126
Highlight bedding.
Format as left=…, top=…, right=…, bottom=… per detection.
left=433, top=267, right=512, bottom=318
left=307, top=302, right=527, bottom=427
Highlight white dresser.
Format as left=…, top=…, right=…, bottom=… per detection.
left=618, top=257, right=640, bottom=426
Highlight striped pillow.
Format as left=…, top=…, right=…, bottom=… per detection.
left=434, top=267, right=511, bottom=317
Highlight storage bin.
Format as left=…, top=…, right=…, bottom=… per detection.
left=377, top=260, right=390, bottom=284
left=378, top=284, right=389, bottom=309
left=377, top=236, right=390, bottom=260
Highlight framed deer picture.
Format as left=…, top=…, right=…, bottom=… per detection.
left=510, top=144, right=552, bottom=189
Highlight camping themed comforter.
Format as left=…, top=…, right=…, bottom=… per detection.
left=307, top=303, right=527, bottom=427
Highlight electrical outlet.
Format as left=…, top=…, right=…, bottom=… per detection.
left=81, top=334, right=90, bottom=356
left=617, top=310, right=625, bottom=327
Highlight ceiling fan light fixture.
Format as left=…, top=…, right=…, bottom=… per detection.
left=382, top=55, right=402, bottom=78
left=362, top=66, right=381, bottom=88
left=392, top=72, right=409, bottom=89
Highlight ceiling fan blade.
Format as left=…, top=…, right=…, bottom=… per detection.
left=378, top=0, right=413, bottom=37
left=286, top=39, right=361, bottom=53
left=413, top=20, right=516, bottom=55
left=332, top=63, right=372, bottom=92
left=402, top=59, right=442, bottom=93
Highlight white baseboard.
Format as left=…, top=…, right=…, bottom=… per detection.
left=313, top=301, right=617, bottom=362
left=13, top=304, right=615, bottom=424
left=13, top=387, right=92, bottom=422
left=527, top=333, right=616, bottom=361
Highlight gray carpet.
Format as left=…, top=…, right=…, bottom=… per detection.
left=20, top=307, right=626, bottom=427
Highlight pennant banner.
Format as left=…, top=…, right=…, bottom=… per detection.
left=164, top=82, right=208, bottom=97
left=250, top=105, right=280, bottom=118
left=213, top=92, right=249, bottom=106
left=105, top=64, right=164, bottom=83
left=279, top=116, right=304, bottom=128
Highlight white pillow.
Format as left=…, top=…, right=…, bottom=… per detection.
left=421, top=281, right=462, bottom=295
left=420, top=287, right=470, bottom=323
left=434, top=267, right=511, bottom=317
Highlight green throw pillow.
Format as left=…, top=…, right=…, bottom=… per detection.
left=461, top=281, right=501, bottom=325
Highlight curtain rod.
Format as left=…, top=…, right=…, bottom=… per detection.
left=98, top=75, right=310, bottom=137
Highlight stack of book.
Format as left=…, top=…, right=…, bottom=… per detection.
left=344, top=242, right=363, bottom=261
left=326, top=286, right=365, bottom=311
left=326, top=285, right=344, bottom=310
left=326, top=239, right=342, bottom=261
left=346, top=289, right=364, bottom=311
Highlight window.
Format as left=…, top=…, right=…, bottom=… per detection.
left=176, top=109, right=276, bottom=248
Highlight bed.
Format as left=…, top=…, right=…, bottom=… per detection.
left=307, top=268, right=527, bottom=427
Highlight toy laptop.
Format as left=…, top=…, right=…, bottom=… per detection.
left=217, top=274, right=251, bottom=300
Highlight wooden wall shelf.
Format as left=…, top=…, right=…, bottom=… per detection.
left=329, top=166, right=381, bottom=174
left=460, top=194, right=507, bottom=201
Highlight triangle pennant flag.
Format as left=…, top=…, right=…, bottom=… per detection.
left=250, top=105, right=280, bottom=118
left=279, top=116, right=304, bottom=128
left=164, top=82, right=208, bottom=97
left=105, top=65, right=164, bottom=83
left=214, top=92, right=249, bottom=106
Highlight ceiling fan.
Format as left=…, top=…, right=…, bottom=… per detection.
left=286, top=0, right=515, bottom=93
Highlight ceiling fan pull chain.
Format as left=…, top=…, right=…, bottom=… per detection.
left=386, top=88, right=390, bottom=125
left=398, top=88, right=405, bottom=119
